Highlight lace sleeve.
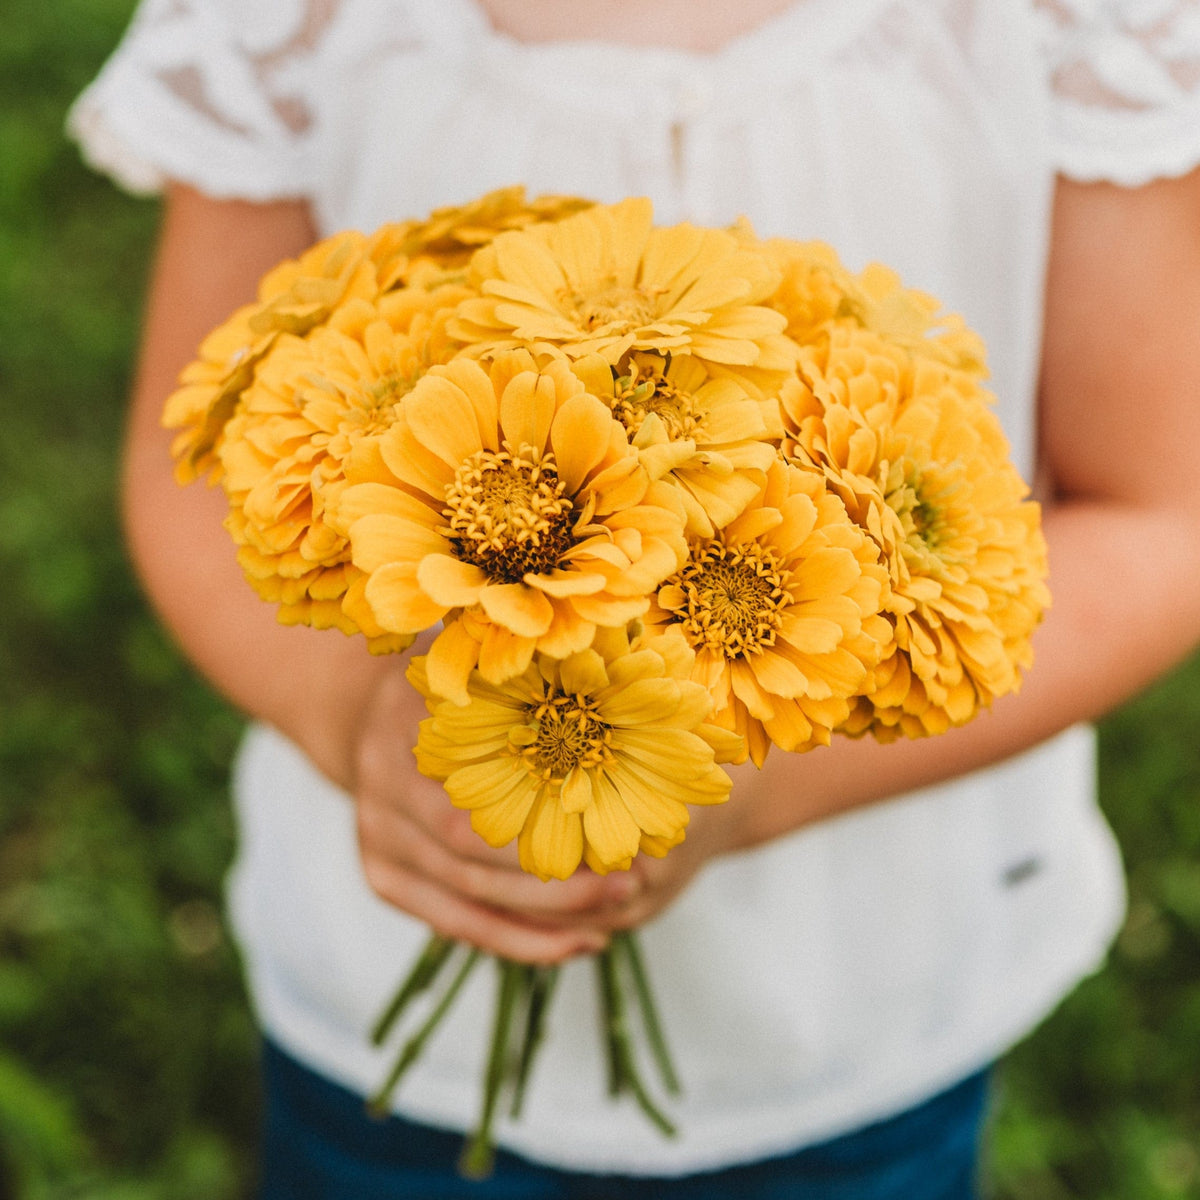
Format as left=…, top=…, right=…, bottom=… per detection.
left=1036, top=0, right=1200, bottom=184
left=67, top=0, right=337, bottom=199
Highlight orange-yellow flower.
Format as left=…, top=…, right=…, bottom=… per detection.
left=781, top=330, right=1049, bottom=740
left=334, top=352, right=688, bottom=699
left=410, top=626, right=741, bottom=879
left=449, top=198, right=795, bottom=369
left=643, top=460, right=890, bottom=766
left=163, top=228, right=403, bottom=482
left=216, top=294, right=461, bottom=645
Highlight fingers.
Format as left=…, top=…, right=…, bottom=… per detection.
left=358, top=848, right=611, bottom=964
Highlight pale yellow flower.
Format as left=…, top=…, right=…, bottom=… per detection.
left=410, top=626, right=740, bottom=880
left=361, top=187, right=597, bottom=304
left=215, top=294, right=460, bottom=646
left=643, top=460, right=890, bottom=766
left=449, top=198, right=795, bottom=369
left=572, top=351, right=780, bottom=538
left=758, top=237, right=988, bottom=376
left=163, top=229, right=403, bottom=482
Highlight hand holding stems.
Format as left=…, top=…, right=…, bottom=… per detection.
left=353, top=655, right=714, bottom=1171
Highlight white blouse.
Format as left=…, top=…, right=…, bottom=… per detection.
left=70, top=0, right=1200, bottom=1175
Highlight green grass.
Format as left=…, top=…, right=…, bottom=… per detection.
left=2, top=2, right=1199, bottom=1195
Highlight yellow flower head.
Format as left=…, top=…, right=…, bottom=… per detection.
left=449, top=198, right=795, bottom=369
left=782, top=333, right=1049, bottom=740
left=333, top=351, right=689, bottom=699
left=643, top=459, right=890, bottom=766
left=215, top=294, right=460, bottom=647
left=163, top=228, right=402, bottom=482
left=410, top=625, right=741, bottom=880
left=571, top=351, right=781, bottom=538
left=375, top=186, right=595, bottom=282
left=759, top=238, right=988, bottom=376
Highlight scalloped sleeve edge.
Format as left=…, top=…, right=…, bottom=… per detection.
left=1052, top=94, right=1200, bottom=187
left=66, top=67, right=311, bottom=202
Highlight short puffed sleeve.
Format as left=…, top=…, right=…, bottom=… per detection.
left=67, top=0, right=337, bottom=199
left=1037, top=0, right=1200, bottom=184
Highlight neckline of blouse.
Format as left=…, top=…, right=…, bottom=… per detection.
left=430, top=0, right=896, bottom=119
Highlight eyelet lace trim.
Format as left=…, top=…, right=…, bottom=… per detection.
left=67, top=0, right=338, bottom=196
left=71, top=0, right=1200, bottom=197
left=1035, top=0, right=1200, bottom=183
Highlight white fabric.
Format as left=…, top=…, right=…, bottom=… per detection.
left=70, top=0, right=1200, bottom=1175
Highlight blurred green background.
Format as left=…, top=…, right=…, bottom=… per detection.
left=2, top=2, right=1199, bottom=1196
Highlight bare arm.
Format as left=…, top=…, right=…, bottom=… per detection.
left=124, top=186, right=363, bottom=778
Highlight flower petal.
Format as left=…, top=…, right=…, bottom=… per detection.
left=363, top=563, right=449, bottom=632
left=477, top=625, right=537, bottom=684
left=558, top=648, right=610, bottom=696
left=551, top=394, right=623, bottom=494
left=479, top=582, right=554, bottom=637
left=417, top=555, right=489, bottom=608
left=583, top=772, right=643, bottom=870
left=425, top=620, right=483, bottom=706
left=518, top=792, right=583, bottom=881
left=500, top=370, right=558, bottom=454
left=348, top=514, right=446, bottom=573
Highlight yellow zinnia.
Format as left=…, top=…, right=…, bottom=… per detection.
left=448, top=198, right=795, bottom=369
left=572, top=351, right=780, bottom=538
left=216, top=294, right=461, bottom=646
left=643, top=459, right=890, bottom=766
left=163, top=228, right=402, bottom=482
left=759, top=237, right=988, bottom=376
left=409, top=626, right=741, bottom=880
left=334, top=352, right=689, bottom=701
left=781, top=332, right=1049, bottom=740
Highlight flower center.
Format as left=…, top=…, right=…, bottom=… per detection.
left=522, top=692, right=612, bottom=781
left=610, top=360, right=701, bottom=441
left=336, top=374, right=415, bottom=439
left=443, top=445, right=576, bottom=583
left=368, top=365, right=425, bottom=407
left=883, top=461, right=957, bottom=562
left=667, top=539, right=790, bottom=657
left=561, top=277, right=660, bottom=333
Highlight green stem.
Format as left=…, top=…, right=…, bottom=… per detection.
left=370, top=933, right=455, bottom=1047
left=460, top=960, right=525, bottom=1179
left=367, top=946, right=481, bottom=1119
left=596, top=947, right=677, bottom=1138
left=616, top=931, right=680, bottom=1096
left=597, top=946, right=626, bottom=1098
left=509, top=965, right=560, bottom=1119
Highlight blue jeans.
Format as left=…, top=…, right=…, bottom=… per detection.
left=259, top=1039, right=990, bottom=1200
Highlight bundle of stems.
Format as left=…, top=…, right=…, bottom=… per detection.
left=367, top=930, right=680, bottom=1177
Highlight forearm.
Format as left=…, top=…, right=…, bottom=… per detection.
left=123, top=184, right=396, bottom=790
left=122, top=422, right=395, bottom=789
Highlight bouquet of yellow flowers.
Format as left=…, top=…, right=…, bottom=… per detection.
left=166, top=187, right=1049, bottom=1174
